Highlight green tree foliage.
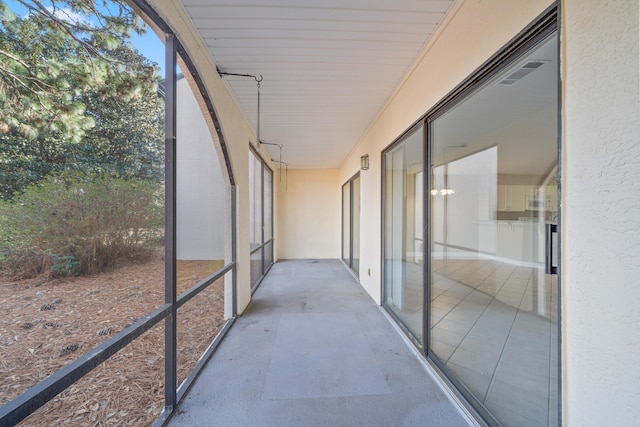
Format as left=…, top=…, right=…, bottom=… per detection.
left=0, top=0, right=154, bottom=138
left=0, top=0, right=164, bottom=198
left=79, top=46, right=164, bottom=182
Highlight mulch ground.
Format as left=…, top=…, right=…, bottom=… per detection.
left=0, top=248, right=226, bottom=426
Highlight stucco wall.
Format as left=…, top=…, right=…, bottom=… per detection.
left=562, top=0, right=640, bottom=424
left=276, top=169, right=341, bottom=259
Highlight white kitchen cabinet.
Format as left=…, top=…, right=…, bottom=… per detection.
left=525, top=186, right=538, bottom=198
left=497, top=185, right=526, bottom=211
left=526, top=185, right=558, bottom=212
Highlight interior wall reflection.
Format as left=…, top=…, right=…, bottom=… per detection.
left=428, top=33, right=559, bottom=426
left=352, top=175, right=361, bottom=275
left=382, top=126, right=424, bottom=343
left=342, top=181, right=351, bottom=265
left=342, top=174, right=360, bottom=276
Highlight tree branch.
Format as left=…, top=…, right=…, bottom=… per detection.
left=0, top=49, right=32, bottom=70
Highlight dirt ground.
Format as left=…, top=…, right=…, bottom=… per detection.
left=0, top=248, right=226, bottom=426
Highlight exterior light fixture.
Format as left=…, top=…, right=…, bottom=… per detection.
left=360, top=154, right=369, bottom=170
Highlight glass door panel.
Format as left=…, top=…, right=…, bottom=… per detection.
left=342, top=174, right=360, bottom=276
left=352, top=175, right=361, bottom=275
left=342, top=181, right=351, bottom=265
left=383, top=126, right=424, bottom=343
left=429, top=33, right=559, bottom=426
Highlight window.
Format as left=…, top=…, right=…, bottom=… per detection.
left=249, top=147, right=274, bottom=290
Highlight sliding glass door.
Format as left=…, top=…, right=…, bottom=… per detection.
left=382, top=125, right=424, bottom=344
left=342, top=173, right=360, bottom=276
left=428, top=31, right=559, bottom=426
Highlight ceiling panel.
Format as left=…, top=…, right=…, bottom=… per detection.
left=180, top=0, right=456, bottom=168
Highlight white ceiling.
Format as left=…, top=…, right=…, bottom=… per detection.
left=180, top=0, right=456, bottom=169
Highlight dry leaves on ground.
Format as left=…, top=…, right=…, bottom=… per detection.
left=0, top=248, right=227, bottom=426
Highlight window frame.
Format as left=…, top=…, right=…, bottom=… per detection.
left=249, top=144, right=275, bottom=292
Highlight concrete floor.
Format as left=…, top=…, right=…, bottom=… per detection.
left=168, top=259, right=473, bottom=427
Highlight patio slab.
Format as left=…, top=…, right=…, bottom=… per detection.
left=168, top=259, right=473, bottom=427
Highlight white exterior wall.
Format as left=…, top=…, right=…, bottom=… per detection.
left=176, top=77, right=226, bottom=261
left=562, top=0, right=640, bottom=424
left=276, top=169, right=341, bottom=259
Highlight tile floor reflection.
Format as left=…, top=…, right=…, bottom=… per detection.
left=389, top=257, right=559, bottom=426
left=431, top=258, right=559, bottom=426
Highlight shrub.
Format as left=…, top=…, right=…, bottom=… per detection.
left=0, top=172, right=163, bottom=279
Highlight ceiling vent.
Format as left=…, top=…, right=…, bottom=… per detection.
left=494, top=60, right=548, bottom=86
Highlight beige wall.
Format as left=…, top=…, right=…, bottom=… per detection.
left=562, top=0, right=640, bottom=424
left=276, top=169, right=341, bottom=259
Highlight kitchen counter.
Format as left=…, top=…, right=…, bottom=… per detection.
left=477, top=221, right=546, bottom=265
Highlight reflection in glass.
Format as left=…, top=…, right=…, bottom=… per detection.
left=342, top=174, right=360, bottom=276
left=352, top=175, right=361, bottom=275
left=249, top=152, right=263, bottom=251
left=342, top=181, right=351, bottom=265
left=383, top=126, right=423, bottom=343
left=429, top=34, right=559, bottom=426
